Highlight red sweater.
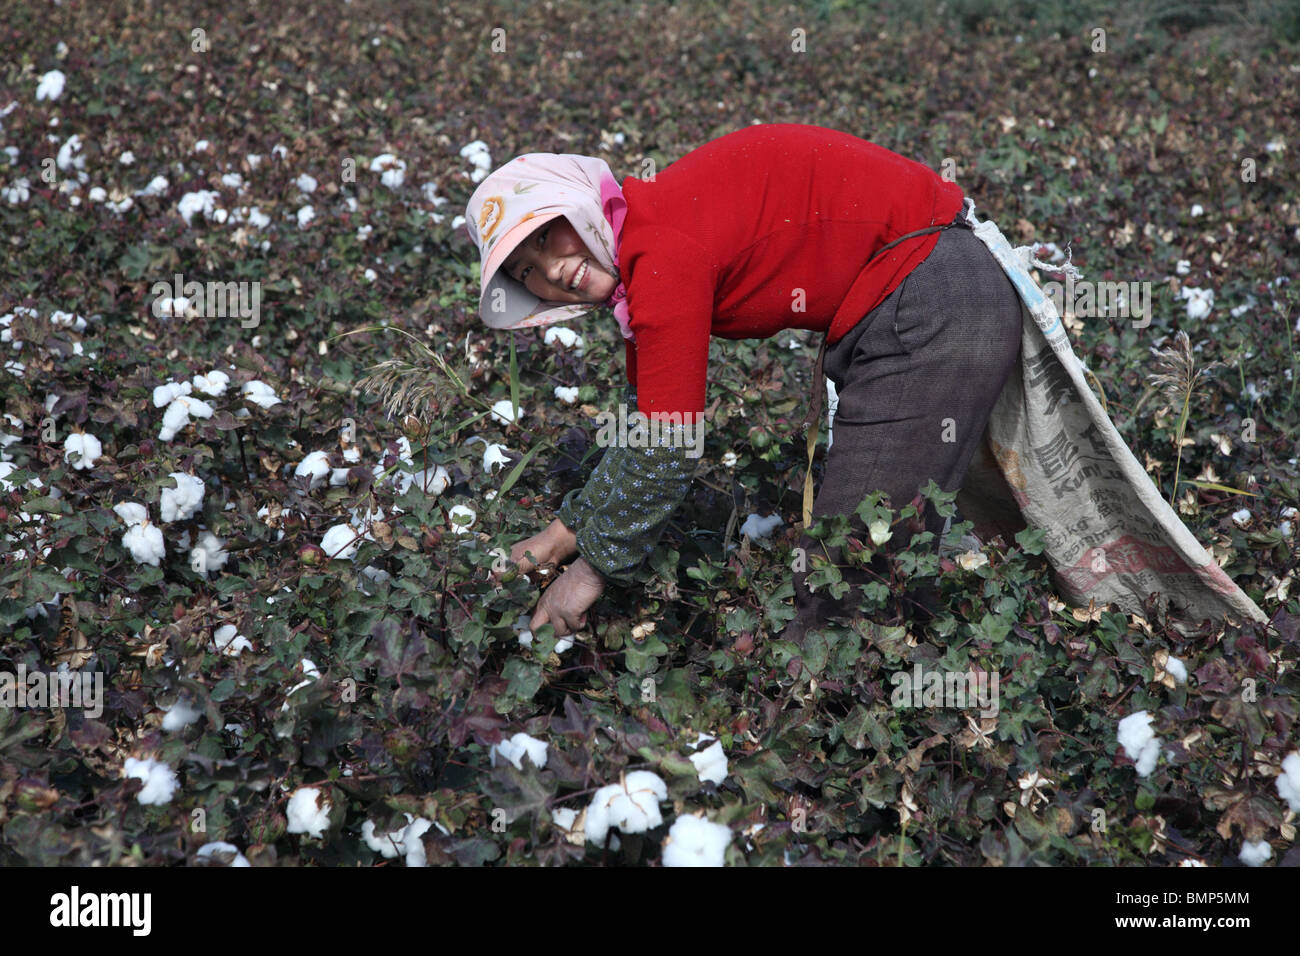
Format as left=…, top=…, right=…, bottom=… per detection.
left=617, top=123, right=964, bottom=416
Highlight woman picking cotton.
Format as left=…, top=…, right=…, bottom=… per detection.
left=464, top=123, right=1027, bottom=641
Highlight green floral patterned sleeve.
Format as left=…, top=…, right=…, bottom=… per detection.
left=556, top=385, right=638, bottom=532
left=571, top=422, right=698, bottom=586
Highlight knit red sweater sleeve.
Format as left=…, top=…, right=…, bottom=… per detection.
left=617, top=224, right=718, bottom=417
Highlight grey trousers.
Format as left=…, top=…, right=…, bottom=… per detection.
left=784, top=224, right=1024, bottom=637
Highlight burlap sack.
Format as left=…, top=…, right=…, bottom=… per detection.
left=954, top=206, right=1269, bottom=637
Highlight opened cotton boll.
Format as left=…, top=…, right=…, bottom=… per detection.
left=62, top=432, right=102, bottom=470
left=1239, top=840, right=1272, bottom=867
left=285, top=786, right=332, bottom=839
left=211, top=624, right=252, bottom=656
left=489, top=399, right=522, bottom=425
left=515, top=613, right=573, bottom=653
left=543, top=326, right=584, bottom=354
left=661, top=813, right=732, bottom=867
left=159, top=472, right=205, bottom=522
left=739, top=513, right=782, bottom=539
left=122, top=521, right=166, bottom=566
left=194, top=842, right=250, bottom=867
left=1116, top=711, right=1161, bottom=777
left=1276, top=751, right=1300, bottom=813
left=554, top=385, right=579, bottom=404
left=161, top=696, right=203, bottom=732
left=241, top=380, right=281, bottom=408
left=584, top=771, right=668, bottom=846
left=123, top=757, right=178, bottom=806
left=489, top=732, right=549, bottom=771
left=448, top=504, right=476, bottom=535
left=689, top=739, right=729, bottom=786
left=294, top=450, right=332, bottom=489
left=320, top=524, right=362, bottom=560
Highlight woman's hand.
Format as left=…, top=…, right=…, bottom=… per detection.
left=504, top=518, right=578, bottom=576
left=531, top=557, right=605, bottom=637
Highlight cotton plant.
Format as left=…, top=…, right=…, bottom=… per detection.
left=285, top=786, right=331, bottom=839
left=123, top=757, right=178, bottom=806
left=489, top=732, right=549, bottom=771
left=661, top=813, right=732, bottom=867
left=585, top=771, right=668, bottom=846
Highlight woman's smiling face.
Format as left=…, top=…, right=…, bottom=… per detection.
left=501, top=216, right=618, bottom=305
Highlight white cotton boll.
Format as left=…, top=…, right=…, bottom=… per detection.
left=294, top=450, right=331, bottom=489
left=124, top=757, right=179, bottom=805
left=135, top=174, right=169, bottom=197
left=286, top=787, right=331, bottom=839
left=161, top=697, right=203, bottom=732
left=87, top=185, right=106, bottom=202
left=211, top=624, right=252, bottom=657
left=362, top=819, right=405, bottom=859
left=369, top=153, right=407, bottom=189
left=158, top=394, right=214, bottom=441
left=1175, top=259, right=1191, bottom=276
left=543, top=326, right=584, bottom=351
left=1181, top=286, right=1214, bottom=321
left=689, top=740, right=728, bottom=786
left=1239, top=840, right=1272, bottom=867
left=321, top=524, right=361, bottom=560
left=448, top=504, right=476, bottom=535
left=122, top=521, right=166, bottom=566
left=515, top=613, right=572, bottom=654
left=739, top=513, right=782, bottom=540
left=177, top=189, right=219, bottom=226
left=49, top=310, right=86, bottom=330
left=36, top=70, right=67, bottom=101
left=55, top=135, right=85, bottom=173
left=296, top=204, right=314, bottom=228
left=489, top=732, right=549, bottom=771
left=1276, top=752, right=1300, bottom=813
left=159, top=472, right=205, bottom=522
left=482, top=442, right=510, bottom=474
left=554, top=386, right=579, bottom=404
left=245, top=206, right=270, bottom=229
left=585, top=771, right=668, bottom=845
left=956, top=551, right=989, bottom=570
left=721, top=450, right=738, bottom=468
left=1230, top=508, right=1251, bottom=527
left=1190, top=204, right=1204, bottom=217
left=363, top=268, right=377, bottom=282
left=242, top=380, right=281, bottom=408
left=490, top=399, right=522, bottom=425
left=192, top=370, right=229, bottom=396
left=113, top=502, right=148, bottom=527
left=153, top=380, right=192, bottom=407
left=190, top=531, right=228, bottom=574
left=1117, top=711, right=1161, bottom=777
left=295, top=172, right=317, bottom=193
left=62, top=432, right=102, bottom=470
left=1165, top=656, right=1188, bottom=684
left=661, top=814, right=732, bottom=867
left=195, top=841, right=250, bottom=867
left=2, top=179, right=31, bottom=204
left=220, top=172, right=243, bottom=189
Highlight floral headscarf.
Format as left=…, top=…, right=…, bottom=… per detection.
left=464, top=152, right=633, bottom=341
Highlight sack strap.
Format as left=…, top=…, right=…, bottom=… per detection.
left=798, top=215, right=969, bottom=526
